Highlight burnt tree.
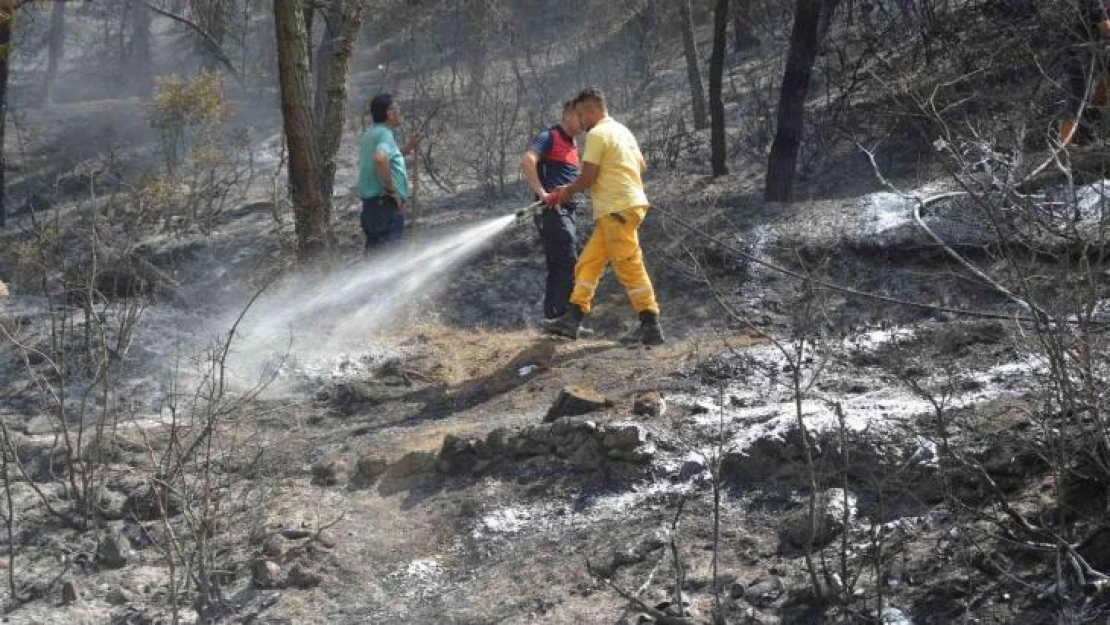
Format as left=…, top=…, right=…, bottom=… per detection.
left=192, top=0, right=229, bottom=72
left=732, top=0, right=759, bottom=51
left=709, top=0, right=730, bottom=175
left=130, top=0, right=153, bottom=97
left=0, top=0, right=12, bottom=230
left=679, top=0, right=708, bottom=130
left=43, top=0, right=65, bottom=103
left=274, top=0, right=331, bottom=257
left=764, top=0, right=824, bottom=202
left=313, top=0, right=365, bottom=212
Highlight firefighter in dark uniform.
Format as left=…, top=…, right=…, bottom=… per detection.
left=520, top=101, right=584, bottom=320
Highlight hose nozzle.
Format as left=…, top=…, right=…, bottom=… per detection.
left=514, top=200, right=545, bottom=221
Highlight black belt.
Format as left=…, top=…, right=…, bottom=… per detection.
left=365, top=195, right=402, bottom=204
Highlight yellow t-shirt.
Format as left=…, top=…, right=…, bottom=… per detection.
left=581, top=116, right=649, bottom=219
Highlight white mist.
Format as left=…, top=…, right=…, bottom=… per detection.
left=224, top=213, right=519, bottom=389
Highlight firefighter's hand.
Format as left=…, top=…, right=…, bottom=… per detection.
left=1099, top=19, right=1110, bottom=40
left=543, top=188, right=563, bottom=209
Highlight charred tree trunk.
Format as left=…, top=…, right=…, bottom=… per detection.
left=274, top=0, right=331, bottom=258
left=709, top=0, right=729, bottom=176
left=192, top=0, right=228, bottom=72
left=818, top=0, right=840, bottom=46
left=679, top=0, right=708, bottom=130
left=764, top=0, right=823, bottom=202
left=302, top=0, right=314, bottom=69
left=0, top=0, right=12, bottom=230
left=313, top=0, right=364, bottom=212
left=130, top=0, right=152, bottom=97
left=43, top=0, right=65, bottom=104
left=732, top=0, right=759, bottom=52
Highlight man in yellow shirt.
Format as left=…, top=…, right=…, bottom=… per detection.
left=542, top=87, right=664, bottom=346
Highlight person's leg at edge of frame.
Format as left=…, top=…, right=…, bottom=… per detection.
left=544, top=220, right=607, bottom=338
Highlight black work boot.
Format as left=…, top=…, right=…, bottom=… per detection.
left=620, top=312, right=666, bottom=346
left=543, top=304, right=585, bottom=339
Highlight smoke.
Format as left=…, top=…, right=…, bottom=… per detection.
left=219, top=214, right=518, bottom=391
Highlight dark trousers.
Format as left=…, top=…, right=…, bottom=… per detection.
left=535, top=203, right=579, bottom=319
left=361, top=196, right=405, bottom=254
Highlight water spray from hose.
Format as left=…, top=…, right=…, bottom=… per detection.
left=221, top=200, right=547, bottom=391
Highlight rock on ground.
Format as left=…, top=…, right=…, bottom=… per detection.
left=286, top=563, right=323, bottom=589
left=632, top=391, right=666, bottom=417
left=252, top=560, right=283, bottom=589
left=61, top=580, right=78, bottom=604
left=353, top=456, right=389, bottom=487
left=386, top=451, right=438, bottom=479
left=778, top=488, right=855, bottom=555
left=96, top=532, right=131, bottom=569
left=125, top=483, right=183, bottom=521
left=544, top=385, right=613, bottom=421
left=311, top=458, right=349, bottom=486
left=743, top=576, right=786, bottom=607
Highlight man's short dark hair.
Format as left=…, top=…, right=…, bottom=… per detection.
left=573, top=87, right=606, bottom=108
left=561, top=99, right=575, bottom=114
left=370, top=93, right=394, bottom=124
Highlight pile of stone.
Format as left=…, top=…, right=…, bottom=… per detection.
left=345, top=417, right=658, bottom=494
left=429, top=418, right=655, bottom=478
left=251, top=528, right=332, bottom=590
left=337, top=386, right=662, bottom=491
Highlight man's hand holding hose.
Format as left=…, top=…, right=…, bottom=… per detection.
left=542, top=187, right=564, bottom=209
left=550, top=162, right=600, bottom=209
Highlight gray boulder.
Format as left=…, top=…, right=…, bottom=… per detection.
left=632, top=391, right=666, bottom=417
left=779, top=488, right=855, bottom=554
left=96, top=532, right=131, bottom=569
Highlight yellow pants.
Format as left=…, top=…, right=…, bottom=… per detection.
left=569, top=206, right=659, bottom=316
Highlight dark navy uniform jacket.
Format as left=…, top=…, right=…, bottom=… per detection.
left=529, top=125, right=579, bottom=192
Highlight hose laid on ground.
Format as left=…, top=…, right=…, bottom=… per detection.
left=648, top=198, right=1099, bottom=326
left=908, top=192, right=1049, bottom=318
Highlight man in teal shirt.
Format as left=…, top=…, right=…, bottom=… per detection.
left=358, top=93, right=421, bottom=252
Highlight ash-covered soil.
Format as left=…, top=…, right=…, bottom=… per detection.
left=1, top=100, right=1107, bottom=625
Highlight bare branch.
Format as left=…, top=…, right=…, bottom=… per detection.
left=142, top=1, right=243, bottom=84
left=585, top=557, right=696, bottom=625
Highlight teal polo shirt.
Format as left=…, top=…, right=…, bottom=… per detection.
left=358, top=125, right=408, bottom=201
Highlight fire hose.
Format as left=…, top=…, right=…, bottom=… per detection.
left=647, top=201, right=1104, bottom=327
left=513, top=200, right=546, bottom=222
left=505, top=196, right=1103, bottom=326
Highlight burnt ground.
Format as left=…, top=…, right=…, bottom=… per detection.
left=1, top=97, right=1109, bottom=625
